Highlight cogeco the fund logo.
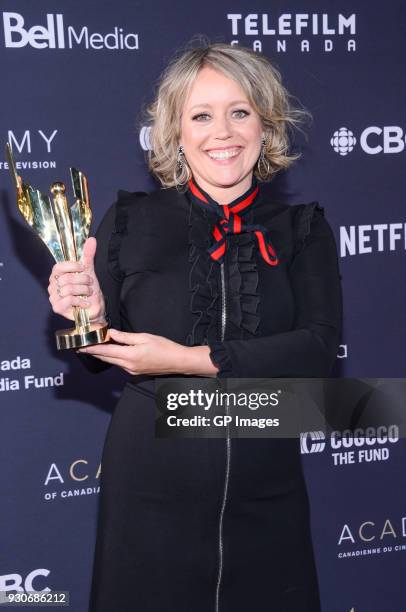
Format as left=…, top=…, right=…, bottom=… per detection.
left=300, top=431, right=326, bottom=454
left=301, top=425, right=399, bottom=467
left=2, top=12, right=139, bottom=50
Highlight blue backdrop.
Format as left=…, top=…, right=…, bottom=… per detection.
left=1, top=2, right=405, bottom=610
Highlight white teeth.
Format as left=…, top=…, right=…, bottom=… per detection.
left=207, top=148, right=240, bottom=160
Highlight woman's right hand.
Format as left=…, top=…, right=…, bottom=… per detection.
left=48, top=237, right=106, bottom=323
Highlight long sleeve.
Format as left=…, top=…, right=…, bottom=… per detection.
left=76, top=199, right=124, bottom=374
left=208, top=206, right=343, bottom=378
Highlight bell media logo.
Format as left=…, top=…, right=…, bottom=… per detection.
left=1, top=12, right=139, bottom=50
left=331, top=125, right=406, bottom=155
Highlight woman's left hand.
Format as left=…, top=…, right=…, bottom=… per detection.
left=77, top=329, right=188, bottom=375
left=76, top=329, right=218, bottom=377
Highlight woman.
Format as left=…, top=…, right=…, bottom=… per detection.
left=48, top=43, right=342, bottom=612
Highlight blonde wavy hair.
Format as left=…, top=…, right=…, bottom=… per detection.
left=145, top=41, right=311, bottom=188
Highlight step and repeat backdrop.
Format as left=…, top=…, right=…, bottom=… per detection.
left=1, top=1, right=405, bottom=610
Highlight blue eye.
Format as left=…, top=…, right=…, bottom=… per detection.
left=233, top=109, right=249, bottom=118
left=191, top=109, right=250, bottom=121
left=192, top=113, right=210, bottom=121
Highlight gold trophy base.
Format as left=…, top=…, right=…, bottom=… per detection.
left=55, top=321, right=110, bottom=350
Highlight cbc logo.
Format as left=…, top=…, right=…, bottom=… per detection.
left=337, top=344, right=347, bottom=359
left=330, top=127, right=356, bottom=156
left=331, top=125, right=406, bottom=155
left=0, top=569, right=50, bottom=593
left=300, top=431, right=326, bottom=454
left=139, top=126, right=152, bottom=151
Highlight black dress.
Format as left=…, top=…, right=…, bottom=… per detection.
left=83, top=177, right=342, bottom=612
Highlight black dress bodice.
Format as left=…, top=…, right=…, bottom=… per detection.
left=82, top=182, right=342, bottom=379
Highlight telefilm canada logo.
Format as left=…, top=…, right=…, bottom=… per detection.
left=331, top=126, right=406, bottom=156
left=300, top=425, right=399, bottom=466
left=2, top=12, right=139, bottom=50
left=227, top=12, right=357, bottom=53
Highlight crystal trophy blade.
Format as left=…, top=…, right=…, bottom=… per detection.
left=6, top=142, right=109, bottom=350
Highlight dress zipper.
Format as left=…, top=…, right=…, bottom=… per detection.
left=220, top=262, right=227, bottom=342
left=215, top=262, right=231, bottom=612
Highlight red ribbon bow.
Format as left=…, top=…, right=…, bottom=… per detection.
left=188, top=179, right=279, bottom=266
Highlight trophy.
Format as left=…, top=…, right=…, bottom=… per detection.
left=6, top=143, right=109, bottom=350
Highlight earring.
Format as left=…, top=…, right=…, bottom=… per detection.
left=177, top=145, right=185, bottom=171
left=260, top=136, right=266, bottom=156
left=257, top=136, right=271, bottom=180
left=174, top=145, right=190, bottom=188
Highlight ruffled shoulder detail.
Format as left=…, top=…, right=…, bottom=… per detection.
left=293, top=201, right=325, bottom=257
left=227, top=233, right=260, bottom=338
left=107, top=190, right=147, bottom=282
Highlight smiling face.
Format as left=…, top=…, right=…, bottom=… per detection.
left=179, top=66, right=264, bottom=204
